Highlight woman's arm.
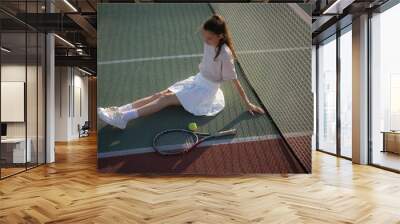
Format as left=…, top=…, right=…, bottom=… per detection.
left=231, top=79, right=265, bottom=115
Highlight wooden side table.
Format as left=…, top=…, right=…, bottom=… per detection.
left=381, top=131, right=400, bottom=154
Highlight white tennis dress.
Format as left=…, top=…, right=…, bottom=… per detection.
left=168, top=43, right=238, bottom=116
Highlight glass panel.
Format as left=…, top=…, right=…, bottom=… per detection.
left=371, top=3, right=400, bottom=171
left=1, top=28, right=28, bottom=177
left=0, top=1, right=46, bottom=178
left=26, top=0, right=39, bottom=169
left=318, top=36, right=337, bottom=154
left=340, top=28, right=352, bottom=158
left=27, top=30, right=38, bottom=169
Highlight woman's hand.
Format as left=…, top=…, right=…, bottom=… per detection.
left=246, top=102, right=265, bottom=115
left=231, top=79, right=265, bottom=116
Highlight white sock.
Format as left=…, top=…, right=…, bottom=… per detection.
left=122, top=109, right=139, bottom=121
left=119, top=103, right=133, bottom=112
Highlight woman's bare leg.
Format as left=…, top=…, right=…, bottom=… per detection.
left=135, top=90, right=181, bottom=117
left=131, top=89, right=169, bottom=108
left=98, top=90, right=180, bottom=129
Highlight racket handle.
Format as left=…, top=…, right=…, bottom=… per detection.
left=216, top=129, right=237, bottom=136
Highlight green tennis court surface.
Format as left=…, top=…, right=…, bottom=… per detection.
left=98, top=58, right=278, bottom=155
left=98, top=3, right=279, bottom=155
left=97, top=3, right=312, bottom=171
left=98, top=4, right=206, bottom=62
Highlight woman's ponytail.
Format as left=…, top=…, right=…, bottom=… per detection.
left=203, top=14, right=237, bottom=61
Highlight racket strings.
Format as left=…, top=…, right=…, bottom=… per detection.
left=153, top=129, right=236, bottom=155
left=154, top=131, right=197, bottom=154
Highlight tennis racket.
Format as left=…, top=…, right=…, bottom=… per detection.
left=152, top=129, right=237, bottom=155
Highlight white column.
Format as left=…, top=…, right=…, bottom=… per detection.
left=46, top=1, right=55, bottom=163
left=352, top=14, right=369, bottom=164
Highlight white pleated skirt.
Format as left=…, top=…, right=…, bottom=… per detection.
left=167, top=73, right=225, bottom=116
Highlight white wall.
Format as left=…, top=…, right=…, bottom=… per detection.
left=55, top=67, right=69, bottom=141
left=1, top=63, right=46, bottom=163
left=71, top=72, right=89, bottom=139
left=54, top=67, right=89, bottom=141
left=1, top=64, right=41, bottom=137
left=1, top=65, right=27, bottom=139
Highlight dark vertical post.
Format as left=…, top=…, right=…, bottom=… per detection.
left=336, top=28, right=341, bottom=157
left=25, top=0, right=28, bottom=170
left=44, top=0, right=48, bottom=164
left=367, top=10, right=372, bottom=165
left=36, top=0, right=39, bottom=167
left=316, top=44, right=319, bottom=151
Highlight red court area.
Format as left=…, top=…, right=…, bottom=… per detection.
left=287, top=135, right=312, bottom=173
left=98, top=138, right=307, bottom=175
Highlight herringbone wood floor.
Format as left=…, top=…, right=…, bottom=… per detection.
left=1, top=134, right=400, bottom=224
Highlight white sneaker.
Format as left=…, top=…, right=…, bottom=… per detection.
left=98, top=106, right=119, bottom=114
left=97, top=107, right=112, bottom=122
left=97, top=107, right=127, bottom=129
left=105, top=106, right=120, bottom=113
left=97, top=107, right=106, bottom=119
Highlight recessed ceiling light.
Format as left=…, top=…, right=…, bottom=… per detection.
left=54, top=34, right=75, bottom=48
left=63, top=0, right=78, bottom=12
left=322, top=0, right=354, bottom=15
left=1, top=47, right=11, bottom=53
left=78, top=67, right=92, bottom=76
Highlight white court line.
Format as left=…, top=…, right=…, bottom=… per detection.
left=98, top=53, right=203, bottom=65
left=97, top=134, right=280, bottom=158
left=238, top=47, right=311, bottom=55
left=98, top=46, right=311, bottom=65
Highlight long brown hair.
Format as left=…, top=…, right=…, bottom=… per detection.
left=202, top=14, right=237, bottom=61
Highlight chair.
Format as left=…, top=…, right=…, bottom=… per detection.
left=78, top=121, right=90, bottom=138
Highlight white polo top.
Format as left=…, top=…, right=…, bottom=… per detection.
left=199, top=42, right=238, bottom=83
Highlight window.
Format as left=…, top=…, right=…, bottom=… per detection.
left=370, top=2, right=400, bottom=171
left=317, top=35, right=337, bottom=154
left=0, top=1, right=47, bottom=179
left=339, top=27, right=352, bottom=158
